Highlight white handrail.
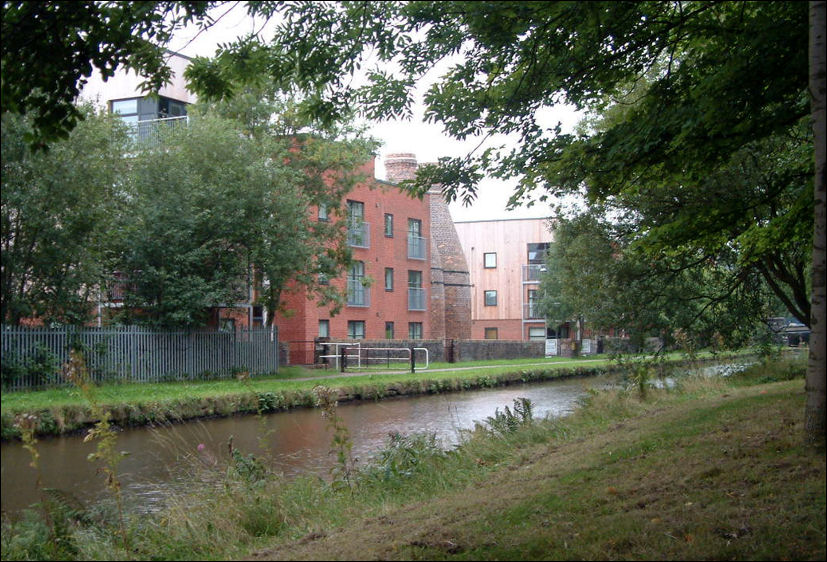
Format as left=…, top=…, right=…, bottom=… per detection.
left=318, top=345, right=430, bottom=371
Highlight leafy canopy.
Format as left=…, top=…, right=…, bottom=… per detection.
left=186, top=1, right=812, bottom=328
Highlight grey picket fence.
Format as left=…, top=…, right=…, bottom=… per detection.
left=1, top=325, right=279, bottom=391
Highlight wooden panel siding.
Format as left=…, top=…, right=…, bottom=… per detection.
left=454, top=218, right=554, bottom=340
left=1, top=326, right=278, bottom=391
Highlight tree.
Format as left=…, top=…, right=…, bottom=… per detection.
left=807, top=0, right=826, bottom=444
left=539, top=210, right=780, bottom=353
left=1, top=1, right=213, bottom=148
left=114, top=107, right=375, bottom=329
left=189, top=86, right=379, bottom=326
left=185, top=0, right=823, bottom=443
left=1, top=106, right=129, bottom=325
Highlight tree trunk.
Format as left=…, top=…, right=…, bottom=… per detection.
left=806, top=0, right=826, bottom=445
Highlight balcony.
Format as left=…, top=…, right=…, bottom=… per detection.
left=523, top=303, right=544, bottom=320
left=408, top=287, right=426, bottom=311
left=407, top=234, right=426, bottom=260
left=522, top=264, right=547, bottom=283
left=347, top=221, right=370, bottom=248
left=131, top=116, right=188, bottom=147
left=347, top=279, right=370, bottom=307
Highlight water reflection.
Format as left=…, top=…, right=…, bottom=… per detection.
left=5, top=363, right=752, bottom=516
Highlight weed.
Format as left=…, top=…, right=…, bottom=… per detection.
left=366, top=432, right=445, bottom=482
left=235, top=369, right=276, bottom=457
left=313, top=385, right=356, bottom=491
left=63, top=350, right=130, bottom=556
left=479, top=397, right=535, bottom=437
left=230, top=447, right=269, bottom=485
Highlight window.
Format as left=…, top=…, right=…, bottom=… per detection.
left=110, top=95, right=188, bottom=143
left=111, top=99, right=138, bottom=115
left=408, top=270, right=425, bottom=310
left=348, top=320, right=366, bottom=339
left=484, top=252, right=497, bottom=268
left=408, top=322, right=423, bottom=340
left=385, top=322, right=395, bottom=339
left=252, top=306, right=264, bottom=328
left=219, top=318, right=236, bottom=332
left=318, top=272, right=329, bottom=285
left=348, top=200, right=364, bottom=221
left=527, top=243, right=550, bottom=264
left=484, top=327, right=499, bottom=340
left=384, top=213, right=394, bottom=237
left=385, top=267, right=394, bottom=291
left=407, top=218, right=425, bottom=259
left=525, top=289, right=540, bottom=318
left=484, top=290, right=498, bottom=306
left=347, top=200, right=369, bottom=247
left=318, top=203, right=329, bottom=222
left=319, top=319, right=330, bottom=338
left=347, top=261, right=368, bottom=306
left=528, top=327, right=546, bottom=340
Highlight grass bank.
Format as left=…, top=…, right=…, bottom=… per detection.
left=2, top=354, right=822, bottom=560
left=0, top=351, right=750, bottom=440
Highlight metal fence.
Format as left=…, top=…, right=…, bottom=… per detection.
left=1, top=325, right=278, bottom=391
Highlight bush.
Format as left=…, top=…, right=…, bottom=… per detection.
left=1, top=345, right=61, bottom=390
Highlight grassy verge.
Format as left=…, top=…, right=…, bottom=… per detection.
left=1, top=354, right=821, bottom=560
left=0, top=351, right=758, bottom=440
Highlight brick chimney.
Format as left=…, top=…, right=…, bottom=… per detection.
left=384, top=153, right=419, bottom=183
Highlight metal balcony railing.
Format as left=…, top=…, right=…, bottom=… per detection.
left=407, top=234, right=426, bottom=259
left=347, top=221, right=370, bottom=248
left=408, top=287, right=426, bottom=310
left=131, top=116, right=188, bottom=146
left=522, top=264, right=546, bottom=283
left=347, top=279, right=370, bottom=307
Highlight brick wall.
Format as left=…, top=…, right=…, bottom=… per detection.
left=274, top=158, right=432, bottom=342
left=428, top=185, right=472, bottom=341
left=454, top=339, right=545, bottom=362
left=384, top=153, right=419, bottom=183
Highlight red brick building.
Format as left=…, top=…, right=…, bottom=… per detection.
left=271, top=153, right=473, bottom=362
left=274, top=156, right=431, bottom=354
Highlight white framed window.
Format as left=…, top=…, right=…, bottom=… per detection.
left=484, top=252, right=497, bottom=268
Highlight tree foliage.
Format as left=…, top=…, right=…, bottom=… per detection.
left=539, top=210, right=779, bottom=351
left=1, top=107, right=129, bottom=325
left=188, top=1, right=812, bottom=325
left=113, top=106, right=376, bottom=329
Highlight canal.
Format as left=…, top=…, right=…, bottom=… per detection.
left=1, top=373, right=626, bottom=516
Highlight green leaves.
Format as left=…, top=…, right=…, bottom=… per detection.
left=1, top=107, right=129, bottom=325
left=1, top=1, right=214, bottom=149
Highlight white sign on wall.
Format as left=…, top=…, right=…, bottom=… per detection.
left=545, top=339, right=558, bottom=357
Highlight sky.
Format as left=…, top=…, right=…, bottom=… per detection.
left=166, top=4, right=583, bottom=223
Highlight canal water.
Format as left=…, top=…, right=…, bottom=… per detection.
left=2, top=374, right=626, bottom=516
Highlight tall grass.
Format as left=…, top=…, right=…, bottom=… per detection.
left=1, top=353, right=816, bottom=561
